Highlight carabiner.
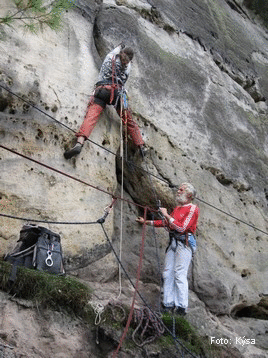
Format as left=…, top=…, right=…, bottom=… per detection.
left=45, top=250, right=53, bottom=267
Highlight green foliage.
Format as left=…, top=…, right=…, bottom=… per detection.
left=0, top=0, right=76, bottom=32
left=162, top=313, right=204, bottom=353
left=245, top=0, right=268, bottom=27
left=160, top=313, right=238, bottom=357
left=0, top=260, right=92, bottom=315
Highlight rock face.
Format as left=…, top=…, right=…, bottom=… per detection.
left=0, top=0, right=268, bottom=357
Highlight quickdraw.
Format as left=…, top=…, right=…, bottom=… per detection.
left=97, top=197, right=117, bottom=224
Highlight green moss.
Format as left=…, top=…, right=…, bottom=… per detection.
left=162, top=313, right=205, bottom=354
left=0, top=261, right=245, bottom=356
left=160, top=313, right=239, bottom=357
left=0, top=260, right=92, bottom=316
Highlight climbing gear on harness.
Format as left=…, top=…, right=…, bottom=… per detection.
left=169, top=231, right=189, bottom=245
left=64, top=142, right=82, bottom=159
left=167, top=231, right=196, bottom=253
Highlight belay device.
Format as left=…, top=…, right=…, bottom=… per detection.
left=5, top=224, right=65, bottom=281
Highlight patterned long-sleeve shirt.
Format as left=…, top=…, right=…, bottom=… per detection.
left=97, top=45, right=131, bottom=85
left=153, top=204, right=199, bottom=234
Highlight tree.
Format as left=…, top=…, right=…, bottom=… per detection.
left=0, top=0, right=76, bottom=32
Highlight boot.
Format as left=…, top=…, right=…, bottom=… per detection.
left=64, top=143, right=82, bottom=159
left=173, top=306, right=186, bottom=316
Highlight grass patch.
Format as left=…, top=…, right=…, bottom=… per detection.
left=0, top=260, right=92, bottom=316
left=161, top=313, right=241, bottom=358
left=162, top=313, right=205, bottom=354
left=0, top=261, right=244, bottom=357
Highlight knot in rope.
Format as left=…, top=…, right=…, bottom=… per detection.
left=132, top=306, right=165, bottom=347
left=88, top=300, right=105, bottom=325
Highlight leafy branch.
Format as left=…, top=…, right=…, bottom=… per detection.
left=0, top=0, right=76, bottom=32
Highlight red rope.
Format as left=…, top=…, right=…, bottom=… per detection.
left=112, top=206, right=148, bottom=358
left=0, top=144, right=157, bottom=214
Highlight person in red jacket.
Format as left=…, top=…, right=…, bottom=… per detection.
left=136, top=183, right=199, bottom=315
left=64, top=43, right=145, bottom=159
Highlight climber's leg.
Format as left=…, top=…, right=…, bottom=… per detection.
left=119, top=108, right=144, bottom=147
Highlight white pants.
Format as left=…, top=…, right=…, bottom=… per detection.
left=162, top=241, right=192, bottom=309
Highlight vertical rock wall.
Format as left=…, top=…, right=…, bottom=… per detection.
left=0, top=0, right=268, bottom=357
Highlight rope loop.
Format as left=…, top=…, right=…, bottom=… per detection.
left=88, top=300, right=106, bottom=325
left=132, top=306, right=165, bottom=347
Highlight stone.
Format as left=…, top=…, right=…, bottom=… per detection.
left=0, top=0, right=268, bottom=357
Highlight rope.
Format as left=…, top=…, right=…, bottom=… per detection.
left=172, top=313, right=176, bottom=339
left=0, top=82, right=258, bottom=358
left=88, top=300, right=105, bottom=325
left=0, top=144, right=157, bottom=214
left=1, top=84, right=267, bottom=235
left=112, top=206, right=148, bottom=358
left=151, top=214, right=163, bottom=313
left=132, top=306, right=165, bottom=347
left=100, top=222, right=201, bottom=358
left=196, top=197, right=268, bottom=236
left=0, top=84, right=116, bottom=156
left=117, top=91, right=125, bottom=300
left=0, top=212, right=98, bottom=225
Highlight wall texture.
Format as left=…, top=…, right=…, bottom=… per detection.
left=0, top=0, right=268, bottom=357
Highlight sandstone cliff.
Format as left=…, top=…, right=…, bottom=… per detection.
left=0, top=0, right=268, bottom=357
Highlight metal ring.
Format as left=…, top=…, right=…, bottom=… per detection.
left=45, top=252, right=53, bottom=267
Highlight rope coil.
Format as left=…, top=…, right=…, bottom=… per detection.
left=132, top=307, right=165, bottom=347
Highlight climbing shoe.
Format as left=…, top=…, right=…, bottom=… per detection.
left=173, top=307, right=186, bottom=316
left=64, top=143, right=82, bottom=159
left=161, top=303, right=174, bottom=314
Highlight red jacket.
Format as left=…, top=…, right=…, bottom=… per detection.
left=153, top=203, right=199, bottom=234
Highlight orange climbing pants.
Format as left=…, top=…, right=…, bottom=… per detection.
left=76, top=85, right=144, bottom=147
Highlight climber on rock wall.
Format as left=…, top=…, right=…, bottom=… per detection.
left=136, top=183, right=199, bottom=315
left=64, top=43, right=145, bottom=159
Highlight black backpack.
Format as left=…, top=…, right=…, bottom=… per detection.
left=4, top=224, right=65, bottom=281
